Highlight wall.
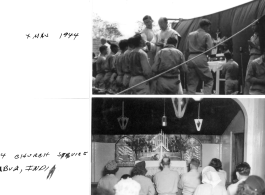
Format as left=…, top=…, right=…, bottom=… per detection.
left=91, top=142, right=133, bottom=182
left=221, top=110, right=245, bottom=182
left=92, top=142, right=221, bottom=182
left=236, top=98, right=265, bottom=181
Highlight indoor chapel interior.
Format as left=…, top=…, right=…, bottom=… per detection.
left=91, top=98, right=265, bottom=195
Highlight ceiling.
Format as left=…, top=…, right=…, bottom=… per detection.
left=92, top=98, right=243, bottom=135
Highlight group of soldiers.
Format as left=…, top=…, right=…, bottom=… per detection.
left=93, top=15, right=265, bottom=95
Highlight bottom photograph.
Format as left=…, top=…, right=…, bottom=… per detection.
left=91, top=98, right=265, bottom=195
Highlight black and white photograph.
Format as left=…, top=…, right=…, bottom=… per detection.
left=92, top=0, right=265, bottom=95
left=91, top=97, right=265, bottom=195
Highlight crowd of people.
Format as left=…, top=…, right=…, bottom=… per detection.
left=95, top=157, right=265, bottom=195
left=92, top=15, right=265, bottom=95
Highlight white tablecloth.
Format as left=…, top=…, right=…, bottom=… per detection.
left=208, top=61, right=226, bottom=72
left=135, top=160, right=187, bottom=176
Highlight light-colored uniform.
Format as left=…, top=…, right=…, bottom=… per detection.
left=128, top=48, right=152, bottom=94
left=227, top=178, right=247, bottom=195
left=244, top=33, right=261, bottom=94
left=156, top=27, right=181, bottom=53
left=122, top=48, right=133, bottom=91
left=132, top=175, right=155, bottom=195
left=95, top=55, right=106, bottom=89
left=153, top=167, right=180, bottom=195
left=97, top=174, right=120, bottom=194
left=152, top=44, right=185, bottom=94
left=141, top=28, right=157, bottom=66
left=103, top=53, right=115, bottom=90
left=246, top=56, right=265, bottom=95
left=114, top=51, right=125, bottom=92
left=185, top=28, right=214, bottom=94
left=178, top=169, right=201, bottom=195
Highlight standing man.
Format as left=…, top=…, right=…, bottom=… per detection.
left=141, top=15, right=157, bottom=66
left=153, top=157, right=180, bottom=195
left=221, top=52, right=239, bottom=94
left=152, top=37, right=187, bottom=94
left=245, top=51, right=265, bottom=95
left=156, top=17, right=181, bottom=53
left=185, top=19, right=214, bottom=95
left=244, top=21, right=261, bottom=94
left=178, top=158, right=201, bottom=195
left=227, top=162, right=251, bottom=195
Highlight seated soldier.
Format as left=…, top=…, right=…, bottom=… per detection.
left=221, top=52, right=239, bottom=95
left=95, top=45, right=108, bottom=90
left=103, top=44, right=119, bottom=93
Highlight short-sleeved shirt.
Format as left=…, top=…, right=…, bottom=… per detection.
left=152, top=45, right=184, bottom=77
left=221, top=60, right=239, bottom=80
left=186, top=28, right=213, bottom=54
left=132, top=175, right=155, bottom=195
left=178, top=169, right=201, bottom=195
left=246, top=56, right=265, bottom=92
left=97, top=174, right=119, bottom=194
left=153, top=168, right=180, bottom=194
left=227, top=178, right=247, bottom=195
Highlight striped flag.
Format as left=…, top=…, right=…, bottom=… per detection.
left=117, top=145, right=134, bottom=161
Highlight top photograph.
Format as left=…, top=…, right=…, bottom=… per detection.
left=92, top=0, right=265, bottom=95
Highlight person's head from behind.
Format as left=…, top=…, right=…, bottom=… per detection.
left=235, top=162, right=251, bottom=180
left=104, top=160, right=119, bottom=175
left=120, top=174, right=131, bottom=180
left=101, top=37, right=107, bottom=45
left=158, top=17, right=168, bottom=31
left=236, top=175, right=265, bottom=195
left=161, top=157, right=171, bottom=168
left=224, top=51, right=233, bottom=61
left=99, top=45, right=108, bottom=55
left=199, top=19, right=211, bottom=33
left=114, top=178, right=141, bottom=195
left=132, top=33, right=144, bottom=48
left=131, top=161, right=147, bottom=177
left=209, top=158, right=222, bottom=171
left=110, top=44, right=119, bottom=54
left=119, top=39, right=128, bottom=52
left=143, top=15, right=153, bottom=29
left=128, top=37, right=135, bottom=49
left=190, top=158, right=200, bottom=170
left=167, top=37, right=178, bottom=47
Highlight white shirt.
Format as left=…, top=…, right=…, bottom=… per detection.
left=227, top=178, right=247, bottom=195
left=194, top=183, right=227, bottom=195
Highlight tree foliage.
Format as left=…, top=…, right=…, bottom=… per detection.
left=93, top=14, right=122, bottom=40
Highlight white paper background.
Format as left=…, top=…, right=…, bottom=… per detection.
left=0, top=0, right=90, bottom=194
